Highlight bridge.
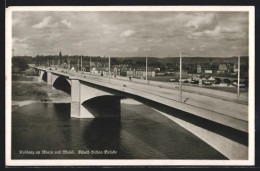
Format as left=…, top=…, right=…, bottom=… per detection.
left=32, top=66, right=248, bottom=160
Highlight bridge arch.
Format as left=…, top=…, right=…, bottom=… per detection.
left=53, top=76, right=71, bottom=94
left=81, top=95, right=125, bottom=118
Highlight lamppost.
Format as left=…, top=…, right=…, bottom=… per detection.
left=109, top=56, right=111, bottom=83
left=144, top=48, right=150, bottom=84
left=77, top=58, right=79, bottom=71
left=81, top=56, right=83, bottom=72
left=179, top=48, right=182, bottom=102
left=89, top=57, right=91, bottom=74
left=237, top=54, right=240, bottom=102
left=146, top=56, right=148, bottom=83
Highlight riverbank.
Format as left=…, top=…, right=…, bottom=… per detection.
left=12, top=76, right=71, bottom=110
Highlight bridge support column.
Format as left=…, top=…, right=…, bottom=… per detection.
left=70, top=77, right=95, bottom=118
left=38, top=70, right=44, bottom=82
left=71, top=78, right=80, bottom=118
left=47, top=71, right=52, bottom=85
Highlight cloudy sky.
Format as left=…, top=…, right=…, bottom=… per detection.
left=12, top=11, right=248, bottom=57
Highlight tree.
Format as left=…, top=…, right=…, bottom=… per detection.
left=111, top=58, right=120, bottom=65
left=12, top=57, right=29, bottom=72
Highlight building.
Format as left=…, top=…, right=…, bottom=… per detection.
left=127, top=70, right=155, bottom=78
left=217, top=70, right=225, bottom=74
left=197, top=64, right=201, bottom=73
left=174, top=71, right=188, bottom=78
left=91, top=67, right=99, bottom=74
left=205, top=70, right=212, bottom=74
left=90, top=61, right=95, bottom=67
left=218, top=64, right=227, bottom=71
left=233, top=64, right=239, bottom=72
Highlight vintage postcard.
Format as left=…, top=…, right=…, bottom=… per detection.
left=5, top=6, right=255, bottom=166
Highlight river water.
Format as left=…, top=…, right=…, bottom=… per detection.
left=12, top=98, right=227, bottom=160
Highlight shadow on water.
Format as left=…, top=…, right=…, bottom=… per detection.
left=53, top=102, right=71, bottom=120
left=52, top=103, right=73, bottom=145
left=82, top=118, right=121, bottom=149
left=52, top=103, right=129, bottom=159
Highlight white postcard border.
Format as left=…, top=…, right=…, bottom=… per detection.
left=5, top=6, right=255, bottom=166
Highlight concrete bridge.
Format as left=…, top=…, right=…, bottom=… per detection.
left=32, top=66, right=249, bottom=160
left=38, top=68, right=123, bottom=118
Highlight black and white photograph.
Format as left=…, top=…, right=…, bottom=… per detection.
left=5, top=6, right=255, bottom=166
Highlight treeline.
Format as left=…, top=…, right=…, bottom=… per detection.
left=12, top=56, right=31, bottom=72
left=34, top=55, right=108, bottom=66
left=115, top=56, right=249, bottom=65
left=14, top=55, right=248, bottom=65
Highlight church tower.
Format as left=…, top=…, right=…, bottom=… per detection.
left=59, top=51, right=63, bottom=66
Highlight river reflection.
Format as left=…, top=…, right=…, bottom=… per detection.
left=12, top=100, right=227, bottom=159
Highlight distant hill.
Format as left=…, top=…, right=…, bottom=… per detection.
left=115, top=56, right=249, bottom=65
left=25, top=55, right=249, bottom=66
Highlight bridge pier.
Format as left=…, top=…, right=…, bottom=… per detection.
left=70, top=78, right=81, bottom=118
left=38, top=70, right=45, bottom=82
left=47, top=71, right=52, bottom=85
left=70, top=77, right=95, bottom=118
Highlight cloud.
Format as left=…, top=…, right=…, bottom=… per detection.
left=12, top=18, right=20, bottom=26
left=185, top=13, right=218, bottom=31
left=220, top=26, right=244, bottom=34
left=12, top=11, right=248, bottom=57
left=144, top=48, right=151, bottom=51
left=127, top=47, right=139, bottom=52
left=61, top=19, right=72, bottom=28
left=120, top=30, right=136, bottom=38
left=110, top=48, right=119, bottom=52
left=32, top=16, right=52, bottom=29
left=191, top=25, right=247, bottom=42
left=147, top=39, right=162, bottom=43
left=47, top=32, right=61, bottom=40
left=231, top=46, right=238, bottom=50
left=191, top=26, right=221, bottom=37
left=32, top=16, right=72, bottom=29
left=102, top=24, right=109, bottom=28
left=13, top=37, right=26, bottom=44
left=223, top=32, right=247, bottom=41
left=12, top=37, right=30, bottom=50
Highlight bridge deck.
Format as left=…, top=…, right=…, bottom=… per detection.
left=36, top=67, right=248, bottom=133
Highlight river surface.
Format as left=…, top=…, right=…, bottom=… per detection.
left=12, top=98, right=227, bottom=159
